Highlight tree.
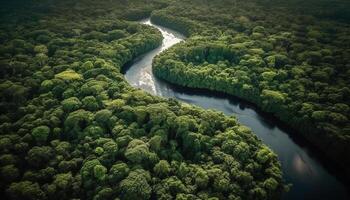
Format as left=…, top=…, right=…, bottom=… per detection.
left=311, top=110, right=327, bottom=121
left=256, top=146, right=275, bottom=164
left=64, top=109, right=93, bottom=136
left=53, top=172, right=73, bottom=190
left=154, top=160, right=171, bottom=178
left=195, top=168, right=209, bottom=189
left=103, top=140, right=118, bottom=155
left=120, top=169, right=151, bottom=200
left=261, top=71, right=277, bottom=81
left=124, top=139, right=150, bottom=163
left=81, top=159, right=106, bottom=188
left=82, top=61, right=94, bottom=71
left=94, top=147, right=104, bottom=155
left=94, top=164, right=107, bottom=181
left=263, top=178, right=279, bottom=191
left=26, top=146, right=53, bottom=168
left=1, top=164, right=19, bottom=182
left=0, top=137, right=12, bottom=152
left=95, top=109, right=113, bottom=127
left=61, top=97, right=82, bottom=112
left=34, top=45, right=48, bottom=54
left=83, top=125, right=104, bottom=139
left=108, top=162, right=130, bottom=184
left=55, top=69, right=83, bottom=81
left=31, top=125, right=50, bottom=144
left=107, top=30, right=127, bottom=41
left=149, top=135, right=162, bottom=152
left=40, top=80, right=54, bottom=92
left=7, top=181, right=46, bottom=200
left=82, top=96, right=100, bottom=111
left=94, top=187, right=114, bottom=200
left=54, top=141, right=71, bottom=156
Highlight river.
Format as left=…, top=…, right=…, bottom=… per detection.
left=123, top=18, right=349, bottom=200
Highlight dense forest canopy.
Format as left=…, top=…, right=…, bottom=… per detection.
left=151, top=0, right=350, bottom=177
left=0, top=0, right=291, bottom=199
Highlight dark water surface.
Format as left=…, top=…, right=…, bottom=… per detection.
left=124, top=19, right=349, bottom=200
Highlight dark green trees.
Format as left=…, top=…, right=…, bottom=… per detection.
left=120, top=169, right=152, bottom=200
left=31, top=126, right=50, bottom=144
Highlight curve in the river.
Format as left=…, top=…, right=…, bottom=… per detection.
left=124, top=18, right=350, bottom=200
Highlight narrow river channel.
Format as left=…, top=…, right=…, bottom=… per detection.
left=123, top=18, right=349, bottom=200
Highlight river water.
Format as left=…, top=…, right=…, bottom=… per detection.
left=124, top=19, right=349, bottom=200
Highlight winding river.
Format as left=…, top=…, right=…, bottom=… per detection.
left=124, top=19, right=349, bottom=200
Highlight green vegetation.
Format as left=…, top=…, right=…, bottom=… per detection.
left=0, top=0, right=285, bottom=199
left=152, top=0, right=350, bottom=175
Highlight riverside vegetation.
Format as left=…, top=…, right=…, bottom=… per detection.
left=0, top=0, right=286, bottom=199
left=152, top=0, right=350, bottom=176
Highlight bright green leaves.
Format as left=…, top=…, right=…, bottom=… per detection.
left=194, top=168, right=209, bottom=189
left=40, top=80, right=54, bottom=92
left=34, top=45, right=48, bottom=54
left=61, top=97, right=82, bottom=112
left=261, top=89, right=286, bottom=112
left=261, top=71, right=277, bottom=81
left=124, top=139, right=150, bottom=163
left=94, top=165, right=107, bottom=181
left=256, top=146, right=276, bottom=164
left=55, top=69, right=83, bottom=81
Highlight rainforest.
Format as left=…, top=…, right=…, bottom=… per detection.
left=0, top=0, right=349, bottom=200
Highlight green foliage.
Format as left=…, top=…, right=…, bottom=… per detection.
left=94, top=164, right=107, bottom=181
left=55, top=69, right=83, bottom=81
left=95, top=147, right=104, bottom=155
left=0, top=0, right=287, bottom=199
left=108, top=162, right=130, bottom=183
left=7, top=181, right=46, bottom=199
left=124, top=139, right=150, bottom=163
left=84, top=125, right=104, bottom=139
left=53, top=172, right=73, bottom=190
left=120, top=169, right=151, bottom=200
left=153, top=160, right=170, bottom=177
left=82, top=96, right=100, bottom=111
left=195, top=168, right=209, bottom=189
left=64, top=109, right=94, bottom=136
left=61, top=97, right=82, bottom=112
left=95, top=109, right=113, bottom=126
left=1, top=165, right=20, bottom=182
left=31, top=125, right=50, bottom=144
left=26, top=146, right=53, bottom=168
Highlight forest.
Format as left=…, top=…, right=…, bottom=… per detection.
left=0, top=0, right=289, bottom=199
left=152, top=0, right=350, bottom=177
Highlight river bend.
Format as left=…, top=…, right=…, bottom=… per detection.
left=124, top=18, right=349, bottom=200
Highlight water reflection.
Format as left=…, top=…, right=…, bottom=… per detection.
left=124, top=19, right=349, bottom=200
left=293, top=154, right=313, bottom=176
